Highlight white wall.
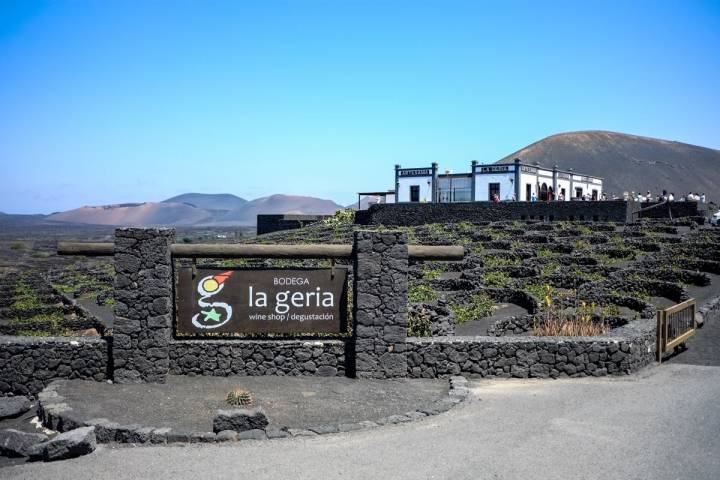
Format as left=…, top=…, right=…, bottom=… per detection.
left=397, top=176, right=433, bottom=202
left=520, top=173, right=537, bottom=200
left=474, top=173, right=515, bottom=201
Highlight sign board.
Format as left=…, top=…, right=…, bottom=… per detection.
left=478, top=165, right=511, bottom=173
left=398, top=168, right=433, bottom=177
left=175, top=267, right=348, bottom=335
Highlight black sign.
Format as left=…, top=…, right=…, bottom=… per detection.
left=479, top=165, right=510, bottom=173
left=398, top=168, right=433, bottom=177
left=176, top=267, right=348, bottom=335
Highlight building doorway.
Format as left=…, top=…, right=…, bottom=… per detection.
left=591, top=189, right=598, bottom=201
left=410, top=185, right=420, bottom=202
left=488, top=183, right=500, bottom=201
left=575, top=187, right=583, bottom=199
left=526, top=184, right=532, bottom=201
left=539, top=183, right=549, bottom=201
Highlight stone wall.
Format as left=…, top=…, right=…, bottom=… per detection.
left=356, top=201, right=633, bottom=226
left=257, top=214, right=330, bottom=236
left=0, top=336, right=108, bottom=396
left=168, top=339, right=346, bottom=377
left=638, top=201, right=699, bottom=219
left=406, top=319, right=656, bottom=379
left=352, top=231, right=409, bottom=378
left=113, top=228, right=175, bottom=384
left=697, top=294, right=720, bottom=327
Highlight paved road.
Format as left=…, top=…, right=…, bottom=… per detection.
left=5, top=363, right=719, bottom=480
left=666, top=314, right=720, bottom=366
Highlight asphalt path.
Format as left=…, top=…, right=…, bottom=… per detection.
left=5, top=363, right=719, bottom=480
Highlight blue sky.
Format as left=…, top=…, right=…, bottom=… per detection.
left=1, top=0, right=719, bottom=214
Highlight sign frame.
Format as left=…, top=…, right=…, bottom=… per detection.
left=173, top=265, right=350, bottom=338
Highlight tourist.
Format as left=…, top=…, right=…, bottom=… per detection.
left=531, top=192, right=537, bottom=202
left=668, top=192, right=675, bottom=202
left=601, top=193, right=607, bottom=201
left=492, top=193, right=500, bottom=203
left=701, top=193, right=706, bottom=203
left=646, top=191, right=652, bottom=202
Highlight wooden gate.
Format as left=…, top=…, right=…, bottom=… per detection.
left=656, top=299, right=696, bottom=363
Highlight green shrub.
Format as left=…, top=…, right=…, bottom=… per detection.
left=324, top=209, right=356, bottom=228
left=422, top=263, right=447, bottom=280
left=9, top=242, right=25, bottom=250
left=408, top=284, right=438, bottom=303
left=483, top=271, right=511, bottom=287
left=451, top=293, right=494, bottom=323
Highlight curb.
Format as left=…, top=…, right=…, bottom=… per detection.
left=37, top=376, right=470, bottom=445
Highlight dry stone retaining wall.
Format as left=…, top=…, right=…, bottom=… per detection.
left=168, top=339, right=346, bottom=377
left=406, top=318, right=656, bottom=379
left=0, top=336, right=108, bottom=396
left=356, top=201, right=634, bottom=226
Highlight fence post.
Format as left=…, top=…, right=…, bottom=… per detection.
left=352, top=230, right=409, bottom=378
left=113, top=228, right=175, bottom=383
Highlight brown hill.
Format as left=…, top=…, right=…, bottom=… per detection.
left=40, top=194, right=343, bottom=226
left=215, top=194, right=343, bottom=225
left=46, top=202, right=213, bottom=226
left=495, top=131, right=720, bottom=200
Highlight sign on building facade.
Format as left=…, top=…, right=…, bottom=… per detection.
left=176, top=267, right=348, bottom=335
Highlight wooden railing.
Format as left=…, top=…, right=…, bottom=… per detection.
left=656, top=298, right=696, bottom=363
left=57, top=242, right=465, bottom=261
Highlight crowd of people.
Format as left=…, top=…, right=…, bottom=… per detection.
left=627, top=190, right=706, bottom=203
left=487, top=189, right=707, bottom=204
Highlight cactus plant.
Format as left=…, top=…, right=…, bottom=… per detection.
left=226, top=387, right=253, bottom=406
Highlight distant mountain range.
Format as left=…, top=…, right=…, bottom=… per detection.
left=0, top=194, right=344, bottom=227
left=2, top=130, right=717, bottom=227
left=496, top=131, right=720, bottom=199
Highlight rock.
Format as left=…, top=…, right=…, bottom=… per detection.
left=237, top=429, right=267, bottom=440
left=213, top=407, right=268, bottom=433
left=215, top=430, right=238, bottom=442
left=27, top=426, right=96, bottom=461
left=0, top=429, right=48, bottom=457
left=0, top=397, right=32, bottom=420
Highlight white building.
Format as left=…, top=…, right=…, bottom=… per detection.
left=382, top=159, right=603, bottom=204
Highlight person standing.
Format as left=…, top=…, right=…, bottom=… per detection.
left=701, top=193, right=706, bottom=203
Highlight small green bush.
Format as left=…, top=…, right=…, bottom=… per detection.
left=451, top=293, right=494, bottom=323
left=483, top=271, right=511, bottom=287
left=324, top=208, right=356, bottom=228
left=408, top=284, right=438, bottom=303
left=422, top=263, right=447, bottom=280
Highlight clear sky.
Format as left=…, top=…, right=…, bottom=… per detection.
left=1, top=0, right=719, bottom=214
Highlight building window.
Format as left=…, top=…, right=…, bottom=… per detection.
left=575, top=187, right=583, bottom=199
left=488, top=183, right=500, bottom=201
left=526, top=184, right=532, bottom=201
left=410, top=185, right=420, bottom=202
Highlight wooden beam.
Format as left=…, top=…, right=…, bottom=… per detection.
left=57, top=242, right=465, bottom=261
left=57, top=242, right=114, bottom=256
